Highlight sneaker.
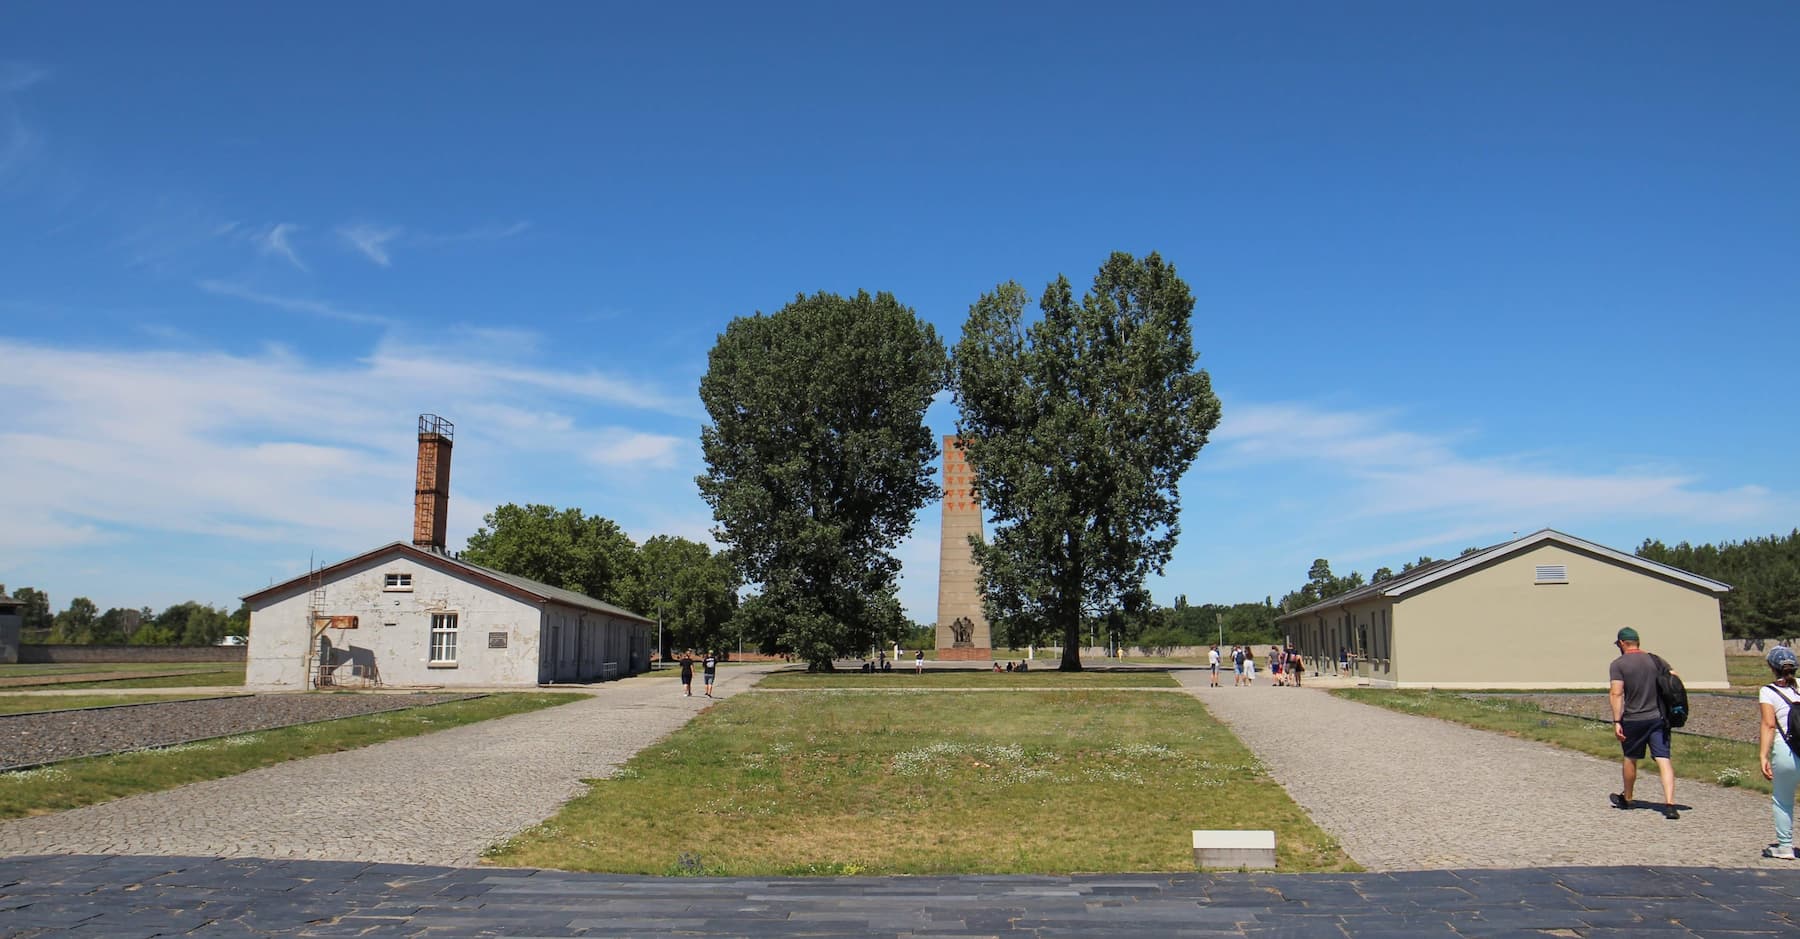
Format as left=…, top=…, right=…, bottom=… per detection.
left=1609, top=793, right=1631, bottom=810
left=1662, top=806, right=1680, bottom=820
left=1763, top=845, right=1797, bottom=860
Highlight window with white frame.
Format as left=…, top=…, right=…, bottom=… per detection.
left=1534, top=564, right=1569, bottom=584
left=430, top=613, right=458, bottom=663
left=384, top=572, right=413, bottom=591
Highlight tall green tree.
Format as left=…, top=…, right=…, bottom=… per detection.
left=950, top=252, right=1222, bottom=670
left=1307, top=559, right=1335, bottom=594
left=627, top=535, right=739, bottom=656
left=459, top=504, right=640, bottom=609
left=1639, top=530, right=1800, bottom=639
left=229, top=602, right=252, bottom=637
left=698, top=290, right=944, bottom=669
left=12, top=587, right=52, bottom=635
left=50, top=597, right=99, bottom=644
left=93, top=607, right=141, bottom=645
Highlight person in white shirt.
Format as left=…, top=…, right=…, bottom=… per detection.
left=1207, top=645, right=1221, bottom=687
left=1758, top=645, right=1800, bottom=860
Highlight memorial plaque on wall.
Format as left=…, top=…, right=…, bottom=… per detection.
left=488, top=632, right=508, bottom=649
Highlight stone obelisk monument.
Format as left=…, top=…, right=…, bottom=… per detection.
left=935, top=436, right=992, bottom=660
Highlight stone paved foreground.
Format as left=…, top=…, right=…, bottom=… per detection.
left=1180, top=673, right=1790, bottom=871
left=2, top=854, right=1795, bottom=937
left=0, top=666, right=777, bottom=866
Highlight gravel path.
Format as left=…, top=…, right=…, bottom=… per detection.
left=1176, top=671, right=1790, bottom=871
left=1506, top=692, right=1766, bottom=744
left=0, top=693, right=471, bottom=769
left=0, top=664, right=779, bottom=866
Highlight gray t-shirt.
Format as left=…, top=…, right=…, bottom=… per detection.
left=1608, top=652, right=1663, bottom=722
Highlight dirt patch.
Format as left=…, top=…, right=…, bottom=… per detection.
left=1487, top=693, right=1764, bottom=743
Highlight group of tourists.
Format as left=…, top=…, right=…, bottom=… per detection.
left=1206, top=643, right=1305, bottom=687
left=1607, top=627, right=1800, bottom=861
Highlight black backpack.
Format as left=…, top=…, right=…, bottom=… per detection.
left=1768, top=684, right=1800, bottom=753
left=1649, top=654, right=1689, bottom=728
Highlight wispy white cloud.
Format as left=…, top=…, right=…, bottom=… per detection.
left=252, top=222, right=307, bottom=271
left=0, top=109, right=40, bottom=180
left=1214, top=400, right=1785, bottom=533
left=414, top=220, right=530, bottom=244
left=367, top=332, right=700, bottom=418
left=335, top=219, right=530, bottom=266
left=0, top=61, right=48, bottom=94
left=587, top=431, right=683, bottom=468
left=0, top=336, right=703, bottom=576
left=338, top=222, right=401, bottom=266
left=0, top=62, right=48, bottom=183
left=197, top=279, right=393, bottom=327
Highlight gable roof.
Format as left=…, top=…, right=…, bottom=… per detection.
left=242, top=542, right=656, bottom=624
left=1275, top=528, right=1731, bottom=622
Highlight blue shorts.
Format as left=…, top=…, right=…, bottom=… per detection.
left=1620, top=719, right=1671, bottom=760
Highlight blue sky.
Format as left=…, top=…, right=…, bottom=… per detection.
left=2, top=2, right=1796, bottom=620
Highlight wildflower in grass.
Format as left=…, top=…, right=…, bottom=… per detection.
left=1, top=765, right=67, bottom=783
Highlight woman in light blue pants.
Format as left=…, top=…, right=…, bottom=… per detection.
left=1758, top=646, right=1800, bottom=861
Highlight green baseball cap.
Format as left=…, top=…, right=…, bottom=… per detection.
left=1615, top=627, right=1639, bottom=643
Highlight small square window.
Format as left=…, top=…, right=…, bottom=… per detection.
left=384, top=572, right=413, bottom=591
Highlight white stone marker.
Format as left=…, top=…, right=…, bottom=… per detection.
left=1192, top=829, right=1276, bottom=869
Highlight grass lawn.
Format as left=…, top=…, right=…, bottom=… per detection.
left=1335, top=689, right=1770, bottom=795
left=0, top=663, right=203, bottom=678
left=45, top=665, right=247, bottom=689
left=486, top=687, right=1355, bottom=875
left=759, top=670, right=1178, bottom=690
left=0, top=692, right=582, bottom=820
left=1727, top=656, right=1781, bottom=691
left=0, top=693, right=236, bottom=716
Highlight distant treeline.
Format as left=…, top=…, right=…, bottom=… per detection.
left=1086, top=596, right=1283, bottom=652
left=2, top=586, right=245, bottom=647
left=1637, top=530, right=1800, bottom=640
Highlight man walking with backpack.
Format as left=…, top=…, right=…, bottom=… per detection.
left=1608, top=627, right=1680, bottom=819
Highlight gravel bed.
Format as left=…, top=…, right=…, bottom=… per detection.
left=1486, top=692, right=1767, bottom=744
left=0, top=693, right=475, bottom=770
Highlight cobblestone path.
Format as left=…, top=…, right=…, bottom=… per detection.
left=1178, top=673, right=1792, bottom=871
left=0, top=665, right=778, bottom=866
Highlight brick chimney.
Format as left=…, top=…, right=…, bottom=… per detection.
left=413, top=414, right=454, bottom=553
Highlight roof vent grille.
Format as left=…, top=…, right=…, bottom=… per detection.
left=1534, top=564, right=1568, bottom=584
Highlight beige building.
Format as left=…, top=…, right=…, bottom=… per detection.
left=1276, top=529, right=1730, bottom=689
